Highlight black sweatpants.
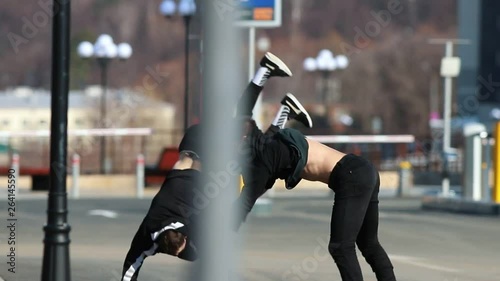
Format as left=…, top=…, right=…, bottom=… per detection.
left=234, top=129, right=298, bottom=229
left=328, top=154, right=396, bottom=281
left=236, top=82, right=281, bottom=142
left=237, top=83, right=262, bottom=118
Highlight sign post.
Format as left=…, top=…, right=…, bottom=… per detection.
left=236, top=0, right=282, bottom=128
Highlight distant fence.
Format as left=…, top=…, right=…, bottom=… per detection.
left=308, top=134, right=463, bottom=173
left=0, top=129, right=463, bottom=174
left=0, top=128, right=183, bottom=174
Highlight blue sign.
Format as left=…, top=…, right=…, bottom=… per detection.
left=237, top=0, right=282, bottom=28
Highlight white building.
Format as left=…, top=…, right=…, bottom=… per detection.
left=0, top=86, right=177, bottom=172
left=0, top=86, right=176, bottom=131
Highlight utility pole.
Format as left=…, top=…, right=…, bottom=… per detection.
left=428, top=38, right=470, bottom=196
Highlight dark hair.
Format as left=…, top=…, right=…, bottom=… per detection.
left=179, top=151, right=200, bottom=161
left=157, top=230, right=186, bottom=256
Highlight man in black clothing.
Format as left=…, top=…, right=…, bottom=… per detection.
left=234, top=71, right=397, bottom=281
left=121, top=125, right=203, bottom=281
left=237, top=134, right=397, bottom=281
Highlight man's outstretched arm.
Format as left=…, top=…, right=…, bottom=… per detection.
left=177, top=239, right=198, bottom=261
left=232, top=163, right=274, bottom=231
left=121, top=223, right=157, bottom=281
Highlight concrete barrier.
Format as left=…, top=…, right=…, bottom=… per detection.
left=11, top=153, right=19, bottom=197
left=1, top=171, right=400, bottom=190
left=71, top=154, right=80, bottom=199
left=270, top=171, right=399, bottom=190
left=0, top=171, right=400, bottom=198
left=0, top=174, right=136, bottom=191
left=136, top=154, right=145, bottom=199
left=422, top=195, right=500, bottom=216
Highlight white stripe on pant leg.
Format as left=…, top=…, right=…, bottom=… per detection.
left=122, top=244, right=158, bottom=281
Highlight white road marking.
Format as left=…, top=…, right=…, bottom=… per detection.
left=283, top=211, right=330, bottom=223
left=88, top=209, right=118, bottom=219
left=378, top=212, right=389, bottom=218
left=390, top=255, right=461, bottom=273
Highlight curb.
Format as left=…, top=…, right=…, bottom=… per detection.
left=421, top=195, right=500, bottom=216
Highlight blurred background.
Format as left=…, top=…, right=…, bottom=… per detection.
left=2, top=1, right=500, bottom=281
left=0, top=0, right=498, bottom=181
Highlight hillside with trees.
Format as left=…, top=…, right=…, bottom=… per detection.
left=1, top=0, right=457, bottom=136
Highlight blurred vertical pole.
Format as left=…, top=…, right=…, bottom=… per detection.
left=98, top=58, right=109, bottom=174
left=441, top=41, right=453, bottom=197
left=481, top=136, right=491, bottom=202
left=136, top=154, right=145, bottom=199
left=493, top=122, right=500, bottom=203
left=429, top=75, right=439, bottom=122
left=184, top=15, right=192, bottom=132
left=10, top=153, right=19, bottom=198
left=248, top=28, right=255, bottom=82
left=71, top=154, right=80, bottom=199
left=472, top=134, right=482, bottom=201
left=198, top=23, right=204, bottom=121
left=42, top=0, right=72, bottom=280
left=192, top=1, right=242, bottom=281
left=428, top=38, right=470, bottom=196
left=249, top=27, right=262, bottom=128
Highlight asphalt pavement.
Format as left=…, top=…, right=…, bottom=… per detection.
left=0, top=197, right=499, bottom=281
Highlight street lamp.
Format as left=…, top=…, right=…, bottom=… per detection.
left=77, top=34, right=132, bottom=174
left=303, top=49, right=349, bottom=102
left=428, top=38, right=469, bottom=196
left=160, top=0, right=197, bottom=132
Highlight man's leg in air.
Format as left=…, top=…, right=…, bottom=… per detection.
left=265, top=93, right=314, bottom=136
left=236, top=52, right=292, bottom=118
left=237, top=52, right=292, bottom=192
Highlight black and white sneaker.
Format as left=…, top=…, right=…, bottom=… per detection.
left=260, top=52, right=293, bottom=77
left=281, top=93, right=313, bottom=128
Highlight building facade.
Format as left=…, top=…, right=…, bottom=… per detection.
left=457, top=0, right=500, bottom=131
left=0, top=86, right=177, bottom=173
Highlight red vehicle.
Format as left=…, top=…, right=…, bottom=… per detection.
left=144, top=147, right=179, bottom=186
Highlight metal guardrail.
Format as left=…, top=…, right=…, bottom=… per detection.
left=0, top=128, right=158, bottom=174
left=0, top=129, right=464, bottom=174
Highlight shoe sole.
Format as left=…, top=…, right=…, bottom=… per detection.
left=284, top=93, right=313, bottom=128
left=264, top=52, right=293, bottom=77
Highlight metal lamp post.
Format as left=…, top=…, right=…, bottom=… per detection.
left=77, top=35, right=132, bottom=174
left=41, top=1, right=71, bottom=280
left=160, top=0, right=197, bottom=132
left=303, top=49, right=349, bottom=103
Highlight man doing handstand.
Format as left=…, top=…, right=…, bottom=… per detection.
left=234, top=63, right=397, bottom=281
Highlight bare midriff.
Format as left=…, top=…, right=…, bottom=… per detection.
left=301, top=138, right=346, bottom=185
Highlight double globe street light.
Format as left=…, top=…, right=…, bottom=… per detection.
left=77, top=34, right=133, bottom=174
left=303, top=49, right=349, bottom=103
left=159, top=0, right=197, bottom=132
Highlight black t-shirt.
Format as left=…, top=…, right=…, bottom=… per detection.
left=121, top=169, right=201, bottom=281
left=234, top=124, right=298, bottom=230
